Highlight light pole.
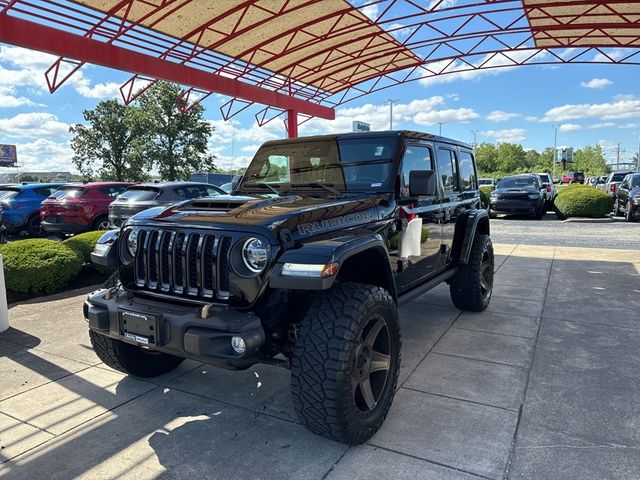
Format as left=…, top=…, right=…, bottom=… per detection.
left=471, top=129, right=479, bottom=147
left=637, top=135, right=640, bottom=171
left=386, top=99, right=398, bottom=130
left=437, top=122, right=446, bottom=136
left=552, top=125, right=559, bottom=181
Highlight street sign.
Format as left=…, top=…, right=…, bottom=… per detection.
left=352, top=121, right=370, bottom=132
left=0, top=145, right=17, bottom=167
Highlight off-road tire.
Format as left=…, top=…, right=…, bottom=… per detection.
left=89, top=330, right=184, bottom=377
left=291, top=282, right=401, bottom=445
left=450, top=234, right=494, bottom=311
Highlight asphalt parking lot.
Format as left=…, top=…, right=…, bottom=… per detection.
left=1, top=240, right=639, bottom=480
left=490, top=214, right=640, bottom=249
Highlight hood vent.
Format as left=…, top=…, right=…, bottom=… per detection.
left=186, top=199, right=248, bottom=212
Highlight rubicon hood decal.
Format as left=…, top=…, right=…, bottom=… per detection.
left=297, top=210, right=375, bottom=235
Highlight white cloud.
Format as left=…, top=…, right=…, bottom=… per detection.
left=542, top=97, right=640, bottom=122
left=13, top=138, right=74, bottom=171
left=418, top=50, right=547, bottom=87
left=487, top=110, right=521, bottom=122
left=482, top=128, right=526, bottom=143
left=360, top=4, right=378, bottom=20
left=240, top=144, right=261, bottom=154
left=0, top=112, right=69, bottom=137
left=559, top=123, right=582, bottom=132
left=0, top=46, right=121, bottom=99
left=413, top=108, right=479, bottom=125
left=580, top=78, right=612, bottom=89
left=619, top=123, right=637, bottom=129
left=208, top=119, right=281, bottom=147
left=588, top=122, right=616, bottom=129
left=0, top=93, right=35, bottom=108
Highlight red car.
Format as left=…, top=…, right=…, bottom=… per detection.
left=41, top=182, right=132, bottom=234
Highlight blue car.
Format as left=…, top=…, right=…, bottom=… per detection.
left=0, top=183, right=66, bottom=236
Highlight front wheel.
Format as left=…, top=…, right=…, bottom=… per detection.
left=626, top=201, right=636, bottom=222
left=613, top=198, right=623, bottom=216
left=89, top=330, right=184, bottom=378
left=450, top=234, right=494, bottom=311
left=291, top=282, right=401, bottom=445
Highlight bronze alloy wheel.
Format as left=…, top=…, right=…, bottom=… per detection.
left=352, top=316, right=391, bottom=412
left=480, top=249, right=494, bottom=297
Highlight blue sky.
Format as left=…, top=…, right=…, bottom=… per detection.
left=1, top=42, right=640, bottom=174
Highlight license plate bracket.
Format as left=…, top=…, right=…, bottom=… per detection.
left=119, top=310, right=158, bottom=346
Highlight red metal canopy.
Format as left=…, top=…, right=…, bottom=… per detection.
left=1, top=0, right=640, bottom=136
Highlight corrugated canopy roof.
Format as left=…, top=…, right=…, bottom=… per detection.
left=75, top=0, right=422, bottom=94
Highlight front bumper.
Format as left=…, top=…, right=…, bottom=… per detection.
left=489, top=199, right=540, bottom=215
left=84, top=288, right=266, bottom=369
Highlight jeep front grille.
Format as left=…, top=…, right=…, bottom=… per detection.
left=133, top=229, right=230, bottom=300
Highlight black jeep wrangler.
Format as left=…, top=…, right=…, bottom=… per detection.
left=85, top=131, right=493, bottom=444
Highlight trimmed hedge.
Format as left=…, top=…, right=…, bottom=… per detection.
left=63, top=230, right=115, bottom=274
left=554, top=185, right=614, bottom=219
left=0, top=239, right=84, bottom=294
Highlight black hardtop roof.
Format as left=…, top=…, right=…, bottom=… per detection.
left=261, top=130, right=472, bottom=149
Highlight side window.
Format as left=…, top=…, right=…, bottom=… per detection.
left=436, top=148, right=459, bottom=192
left=35, top=188, right=54, bottom=197
left=458, top=151, right=477, bottom=191
left=400, top=145, right=433, bottom=196
left=206, top=187, right=221, bottom=196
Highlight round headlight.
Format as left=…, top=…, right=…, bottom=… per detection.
left=126, top=230, right=138, bottom=256
left=242, top=238, right=270, bottom=273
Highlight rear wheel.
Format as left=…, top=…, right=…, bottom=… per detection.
left=92, top=215, right=109, bottom=231
left=26, top=214, right=43, bottom=237
left=89, top=330, right=184, bottom=377
left=613, top=198, right=623, bottom=217
left=626, top=200, right=636, bottom=222
left=450, top=234, right=494, bottom=311
left=291, top=282, right=400, bottom=445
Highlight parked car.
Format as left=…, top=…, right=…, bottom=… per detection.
left=597, top=175, right=608, bottom=190
left=605, top=171, right=635, bottom=197
left=189, top=172, right=235, bottom=186
left=560, top=172, right=584, bottom=184
left=41, top=182, right=132, bottom=235
left=488, top=174, right=545, bottom=219
left=614, top=173, right=640, bottom=221
left=536, top=172, right=556, bottom=209
left=0, top=182, right=65, bottom=236
left=108, top=181, right=225, bottom=228
left=87, top=130, right=494, bottom=445
left=478, top=178, right=496, bottom=187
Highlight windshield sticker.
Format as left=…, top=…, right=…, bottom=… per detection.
left=374, top=146, right=384, bottom=156
left=298, top=210, right=375, bottom=235
left=371, top=182, right=382, bottom=187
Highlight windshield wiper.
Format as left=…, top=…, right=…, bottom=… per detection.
left=288, top=182, right=342, bottom=196
left=242, top=182, right=282, bottom=195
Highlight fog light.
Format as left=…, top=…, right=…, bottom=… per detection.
left=231, top=336, right=246, bottom=354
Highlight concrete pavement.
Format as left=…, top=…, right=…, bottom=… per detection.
left=1, top=244, right=639, bottom=479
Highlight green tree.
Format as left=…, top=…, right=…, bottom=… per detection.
left=573, top=145, right=610, bottom=175
left=495, top=143, right=526, bottom=173
left=69, top=100, right=150, bottom=181
left=474, top=143, right=497, bottom=173
left=532, top=147, right=554, bottom=173
left=137, top=82, right=214, bottom=180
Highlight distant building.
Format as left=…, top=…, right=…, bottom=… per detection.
left=0, top=171, right=75, bottom=183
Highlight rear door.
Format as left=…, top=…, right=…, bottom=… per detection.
left=436, top=145, right=462, bottom=264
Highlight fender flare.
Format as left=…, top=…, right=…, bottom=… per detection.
left=455, top=209, right=490, bottom=265
left=269, top=233, right=397, bottom=299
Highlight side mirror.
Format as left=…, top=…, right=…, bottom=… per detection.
left=231, top=175, right=242, bottom=193
left=409, top=170, right=436, bottom=197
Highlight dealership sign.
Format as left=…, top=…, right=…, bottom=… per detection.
left=0, top=145, right=17, bottom=167
left=352, top=121, right=370, bottom=132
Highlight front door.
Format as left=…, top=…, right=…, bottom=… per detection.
left=393, top=143, right=444, bottom=291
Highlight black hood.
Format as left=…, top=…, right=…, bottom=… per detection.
left=129, top=193, right=385, bottom=240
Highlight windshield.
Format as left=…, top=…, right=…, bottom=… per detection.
left=117, top=187, right=160, bottom=202
left=50, top=187, right=86, bottom=200
left=0, top=188, right=20, bottom=200
left=497, top=176, right=539, bottom=189
left=240, top=138, right=397, bottom=193
left=612, top=173, right=628, bottom=181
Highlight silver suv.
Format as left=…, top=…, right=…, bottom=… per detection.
left=536, top=172, right=557, bottom=209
